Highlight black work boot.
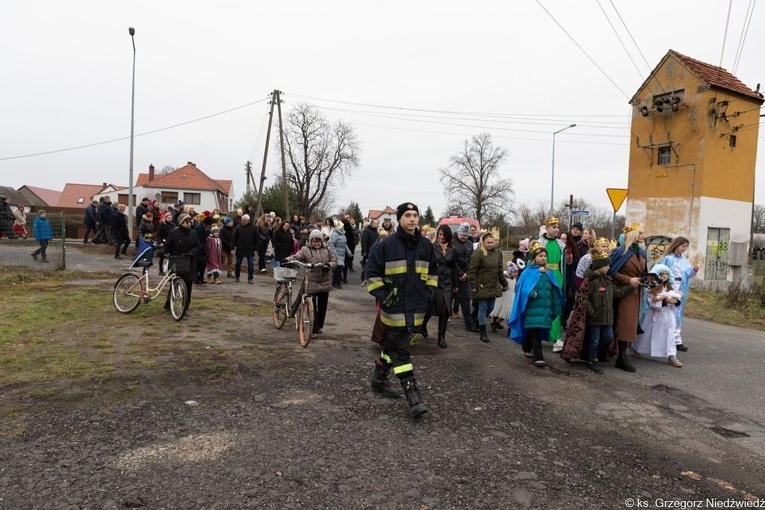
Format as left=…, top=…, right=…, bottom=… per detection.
left=371, top=362, right=400, bottom=399
left=400, top=376, right=428, bottom=420
left=479, top=325, right=489, bottom=343
left=615, top=341, right=636, bottom=372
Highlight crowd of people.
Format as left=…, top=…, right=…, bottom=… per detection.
left=13, top=193, right=700, bottom=420
left=361, top=208, right=700, bottom=419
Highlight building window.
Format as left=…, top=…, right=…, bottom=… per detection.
left=184, top=193, right=201, bottom=205
left=161, top=192, right=178, bottom=206
left=729, top=135, right=737, bottom=148
left=77, top=197, right=85, bottom=204
left=658, top=146, right=671, bottom=166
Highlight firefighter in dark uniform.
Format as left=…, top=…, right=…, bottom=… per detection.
left=366, top=202, right=438, bottom=419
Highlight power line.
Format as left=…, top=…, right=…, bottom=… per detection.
left=319, top=105, right=630, bottom=138
left=288, top=93, right=628, bottom=119
left=718, top=0, right=734, bottom=74
left=607, top=0, right=665, bottom=93
left=535, top=0, right=630, bottom=99
left=595, top=0, right=644, bottom=82
left=0, top=96, right=270, bottom=162
left=732, top=0, right=756, bottom=74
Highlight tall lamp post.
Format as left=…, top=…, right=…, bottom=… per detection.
left=128, top=27, right=136, bottom=236
left=550, top=123, right=576, bottom=214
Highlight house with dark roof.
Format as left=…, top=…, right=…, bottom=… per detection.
left=627, top=49, right=763, bottom=283
left=94, top=162, right=233, bottom=214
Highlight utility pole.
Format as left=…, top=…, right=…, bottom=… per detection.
left=255, top=90, right=277, bottom=217
left=245, top=161, right=253, bottom=195
left=275, top=90, right=290, bottom=219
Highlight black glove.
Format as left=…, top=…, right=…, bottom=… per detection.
left=322, top=264, right=332, bottom=271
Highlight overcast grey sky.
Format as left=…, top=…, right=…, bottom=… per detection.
left=2, top=1, right=763, bottom=218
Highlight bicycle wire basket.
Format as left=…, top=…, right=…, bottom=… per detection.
left=273, top=267, right=299, bottom=283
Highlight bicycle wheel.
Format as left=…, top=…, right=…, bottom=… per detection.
left=113, top=273, right=142, bottom=313
left=298, top=296, right=314, bottom=347
left=273, top=285, right=289, bottom=329
left=169, top=278, right=188, bottom=321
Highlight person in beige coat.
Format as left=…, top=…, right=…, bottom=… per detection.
left=285, top=230, right=338, bottom=337
left=468, top=232, right=509, bottom=343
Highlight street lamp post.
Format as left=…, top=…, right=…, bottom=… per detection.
left=128, top=27, right=136, bottom=236
left=550, top=123, right=576, bottom=214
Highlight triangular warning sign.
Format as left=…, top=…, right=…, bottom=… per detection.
left=606, top=188, right=629, bottom=212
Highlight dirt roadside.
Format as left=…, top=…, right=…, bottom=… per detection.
left=1, top=243, right=764, bottom=509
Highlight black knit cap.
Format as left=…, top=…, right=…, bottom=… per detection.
left=396, top=202, right=419, bottom=221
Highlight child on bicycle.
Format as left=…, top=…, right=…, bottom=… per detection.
left=284, top=230, right=337, bottom=337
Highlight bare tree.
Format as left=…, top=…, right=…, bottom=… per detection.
left=160, top=165, right=176, bottom=176
left=281, top=103, right=360, bottom=217
left=753, top=204, right=765, bottom=233
left=439, top=133, right=513, bottom=224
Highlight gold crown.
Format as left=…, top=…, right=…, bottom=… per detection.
left=529, top=241, right=546, bottom=253
left=622, top=222, right=641, bottom=234
left=594, top=237, right=610, bottom=246
left=591, top=250, right=610, bottom=261
left=544, top=216, right=559, bottom=225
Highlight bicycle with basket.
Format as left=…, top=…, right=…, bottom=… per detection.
left=272, top=260, right=320, bottom=347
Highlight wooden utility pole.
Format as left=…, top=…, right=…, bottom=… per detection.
left=255, top=90, right=277, bottom=217
left=275, top=90, right=290, bottom=219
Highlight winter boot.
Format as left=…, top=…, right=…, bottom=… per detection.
left=400, top=376, right=428, bottom=420
left=491, top=317, right=504, bottom=332
left=479, top=325, right=489, bottom=343
left=587, top=361, right=604, bottom=374
left=420, top=316, right=430, bottom=338
left=214, top=276, right=222, bottom=284
left=370, top=362, right=400, bottom=399
left=615, top=341, right=636, bottom=372
left=41, top=254, right=49, bottom=263
left=437, top=315, right=448, bottom=349
left=206, top=275, right=213, bottom=284
left=31, top=252, right=38, bottom=261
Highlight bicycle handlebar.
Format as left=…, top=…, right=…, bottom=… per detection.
left=284, top=260, right=318, bottom=269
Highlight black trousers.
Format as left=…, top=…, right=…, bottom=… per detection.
left=311, top=292, right=329, bottom=331
left=522, top=328, right=545, bottom=362
left=377, top=326, right=414, bottom=380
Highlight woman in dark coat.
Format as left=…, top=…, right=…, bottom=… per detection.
left=608, top=224, right=647, bottom=372
left=422, top=224, right=458, bottom=348
left=468, top=232, right=509, bottom=343
left=112, top=204, right=130, bottom=259
left=163, top=213, right=200, bottom=315
left=272, top=220, right=295, bottom=268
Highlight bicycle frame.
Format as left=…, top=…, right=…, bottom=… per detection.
left=278, top=275, right=309, bottom=321
left=121, top=267, right=177, bottom=303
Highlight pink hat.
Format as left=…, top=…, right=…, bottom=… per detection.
left=519, top=238, right=530, bottom=253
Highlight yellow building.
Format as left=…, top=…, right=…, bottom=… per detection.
left=627, top=50, right=763, bottom=282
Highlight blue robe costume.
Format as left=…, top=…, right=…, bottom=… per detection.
left=508, top=264, right=564, bottom=344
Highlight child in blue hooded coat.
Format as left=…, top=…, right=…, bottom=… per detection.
left=509, top=241, right=564, bottom=367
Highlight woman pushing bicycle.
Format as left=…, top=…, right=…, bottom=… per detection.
left=160, top=213, right=200, bottom=317
left=283, top=230, right=337, bottom=337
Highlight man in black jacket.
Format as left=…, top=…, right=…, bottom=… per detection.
left=359, top=219, right=379, bottom=279
left=452, top=223, right=476, bottom=331
left=232, top=214, right=257, bottom=283
left=97, top=196, right=114, bottom=245
left=366, top=203, right=437, bottom=420
left=82, top=200, right=99, bottom=244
